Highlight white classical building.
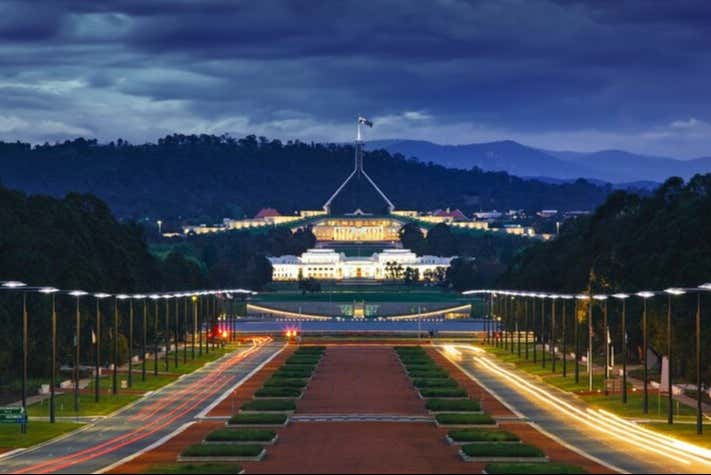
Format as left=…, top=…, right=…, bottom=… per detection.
left=269, top=248, right=455, bottom=281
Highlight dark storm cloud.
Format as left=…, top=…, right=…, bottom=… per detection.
left=0, top=0, right=710, bottom=157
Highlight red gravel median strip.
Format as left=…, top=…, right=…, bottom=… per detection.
left=297, top=346, right=425, bottom=415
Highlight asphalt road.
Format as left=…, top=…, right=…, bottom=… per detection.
left=443, top=345, right=711, bottom=474
left=0, top=342, right=283, bottom=474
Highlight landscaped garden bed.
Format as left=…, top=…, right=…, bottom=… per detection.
left=435, top=413, right=497, bottom=427
left=263, top=377, right=308, bottom=389
left=484, top=462, right=587, bottom=474
left=254, top=387, right=303, bottom=399
left=413, top=377, right=458, bottom=388
left=240, top=399, right=296, bottom=413
left=204, top=429, right=278, bottom=445
left=425, top=398, right=481, bottom=413
left=418, top=388, right=468, bottom=399
left=178, top=443, right=266, bottom=462
left=144, top=463, right=244, bottom=474
left=446, top=429, right=519, bottom=445
left=459, top=442, right=547, bottom=462
left=227, top=413, right=289, bottom=427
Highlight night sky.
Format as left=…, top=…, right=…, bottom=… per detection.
left=1, top=0, right=710, bottom=158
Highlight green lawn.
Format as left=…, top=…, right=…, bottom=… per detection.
left=0, top=421, right=83, bottom=449
left=28, top=347, right=232, bottom=418
left=642, top=422, right=711, bottom=449
left=582, top=392, right=696, bottom=422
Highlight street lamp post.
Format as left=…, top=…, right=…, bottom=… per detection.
left=550, top=295, right=558, bottom=373
left=637, top=291, right=654, bottom=414
left=532, top=294, right=538, bottom=363
left=183, top=295, right=188, bottom=364
left=613, top=294, right=630, bottom=403
left=69, top=290, right=87, bottom=412
left=524, top=294, right=530, bottom=360
left=697, top=283, right=711, bottom=434
left=594, top=295, right=609, bottom=394
left=540, top=294, right=546, bottom=368
left=39, top=287, right=59, bottom=423
left=93, top=293, right=110, bottom=402
left=576, top=294, right=591, bottom=390
left=174, top=296, right=179, bottom=368
left=135, top=295, right=147, bottom=381
left=561, top=295, right=573, bottom=378
left=150, top=295, right=160, bottom=376
left=164, top=295, right=171, bottom=371
left=192, top=294, right=197, bottom=360
left=664, top=288, right=685, bottom=425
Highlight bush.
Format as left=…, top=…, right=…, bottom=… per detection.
left=205, top=429, right=276, bottom=442
left=294, top=346, right=325, bottom=354
left=263, top=378, right=307, bottom=388
left=144, top=463, right=243, bottom=474
left=485, top=463, right=587, bottom=474
left=273, top=369, right=312, bottom=378
left=413, top=378, right=458, bottom=388
left=254, top=387, right=302, bottom=398
left=282, top=363, right=316, bottom=371
left=448, top=429, right=519, bottom=443
left=228, top=413, right=288, bottom=425
left=426, top=398, right=481, bottom=412
left=408, top=369, right=449, bottom=378
left=419, top=388, right=468, bottom=398
left=285, top=357, right=320, bottom=365
left=240, top=399, right=296, bottom=412
left=461, top=443, right=544, bottom=458
left=436, top=413, right=496, bottom=425
left=181, top=444, right=264, bottom=457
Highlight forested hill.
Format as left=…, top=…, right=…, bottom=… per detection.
left=0, top=135, right=610, bottom=220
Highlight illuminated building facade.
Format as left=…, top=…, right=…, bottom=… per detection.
left=269, top=248, right=454, bottom=281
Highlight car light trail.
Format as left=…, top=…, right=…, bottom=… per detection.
left=13, top=339, right=271, bottom=474
left=444, top=345, right=711, bottom=469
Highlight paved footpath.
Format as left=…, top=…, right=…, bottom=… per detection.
left=0, top=342, right=284, bottom=475
left=445, top=345, right=711, bottom=474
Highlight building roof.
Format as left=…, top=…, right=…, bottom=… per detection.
left=255, top=207, right=282, bottom=218
left=433, top=208, right=468, bottom=221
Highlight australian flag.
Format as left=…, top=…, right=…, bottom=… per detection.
left=358, top=116, right=373, bottom=127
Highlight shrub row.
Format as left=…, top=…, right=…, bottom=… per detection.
left=240, top=399, right=296, bottom=412
left=426, top=398, right=481, bottom=412
left=181, top=443, right=264, bottom=458
left=436, top=413, right=496, bottom=426
left=485, top=463, right=588, bottom=474
left=228, top=413, right=288, bottom=426
left=461, top=443, right=544, bottom=458
left=448, top=429, right=519, bottom=443
left=205, top=429, right=276, bottom=443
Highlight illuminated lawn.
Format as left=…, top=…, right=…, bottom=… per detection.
left=642, top=422, right=711, bottom=449
left=0, top=421, right=82, bottom=449
left=28, top=346, right=232, bottom=418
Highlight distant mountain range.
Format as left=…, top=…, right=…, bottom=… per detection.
left=366, top=139, right=711, bottom=185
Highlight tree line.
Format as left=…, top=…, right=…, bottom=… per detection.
left=0, top=134, right=611, bottom=222
left=497, top=174, right=711, bottom=383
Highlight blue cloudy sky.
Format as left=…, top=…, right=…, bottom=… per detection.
left=0, top=0, right=710, bottom=158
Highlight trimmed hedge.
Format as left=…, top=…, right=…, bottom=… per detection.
left=181, top=444, right=264, bottom=457
left=448, top=429, right=519, bottom=443
left=436, top=413, right=496, bottom=425
left=413, top=378, right=458, bottom=388
left=273, top=369, right=313, bottom=378
left=263, top=378, right=307, bottom=388
left=419, top=388, right=468, bottom=398
left=282, top=363, right=316, bottom=370
left=461, top=443, right=544, bottom=458
left=240, top=399, right=296, bottom=412
left=205, top=429, right=276, bottom=442
left=485, top=463, right=587, bottom=474
left=145, top=463, right=243, bottom=474
left=408, top=369, right=449, bottom=378
left=228, top=413, right=288, bottom=425
left=254, top=387, right=302, bottom=398
left=426, top=398, right=481, bottom=412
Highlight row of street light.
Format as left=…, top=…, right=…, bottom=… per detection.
left=464, top=283, right=711, bottom=435
left=0, top=280, right=255, bottom=430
